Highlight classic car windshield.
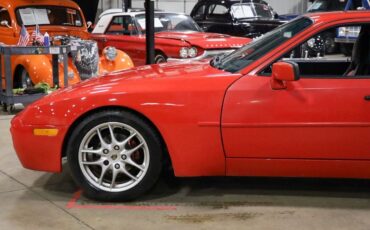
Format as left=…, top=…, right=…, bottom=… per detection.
left=212, top=17, right=312, bottom=73
left=135, top=13, right=202, bottom=33
left=231, top=3, right=273, bottom=19
left=16, top=6, right=84, bottom=27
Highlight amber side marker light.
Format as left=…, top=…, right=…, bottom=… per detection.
left=33, top=129, right=59, bottom=137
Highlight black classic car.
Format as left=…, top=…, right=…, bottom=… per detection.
left=191, top=0, right=284, bottom=38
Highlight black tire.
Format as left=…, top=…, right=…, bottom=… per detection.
left=340, top=43, right=353, bottom=57
left=321, top=31, right=337, bottom=54
left=14, top=67, right=33, bottom=89
left=154, top=53, right=167, bottom=64
left=66, top=110, right=163, bottom=201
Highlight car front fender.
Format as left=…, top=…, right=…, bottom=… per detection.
left=99, top=49, right=134, bottom=75
left=12, top=55, right=80, bottom=87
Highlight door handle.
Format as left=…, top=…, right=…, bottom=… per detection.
left=364, top=95, right=370, bottom=101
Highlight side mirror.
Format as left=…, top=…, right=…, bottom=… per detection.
left=271, top=61, right=300, bottom=90
left=1, top=20, right=11, bottom=28
left=86, top=21, right=93, bottom=29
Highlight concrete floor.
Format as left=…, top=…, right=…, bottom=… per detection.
left=2, top=111, right=370, bottom=230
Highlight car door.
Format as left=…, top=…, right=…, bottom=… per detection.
left=202, top=3, right=234, bottom=35
left=221, top=25, right=370, bottom=161
left=191, top=2, right=207, bottom=30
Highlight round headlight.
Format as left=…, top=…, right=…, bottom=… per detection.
left=104, top=46, right=118, bottom=61
left=179, top=47, right=189, bottom=58
left=188, top=47, right=198, bottom=58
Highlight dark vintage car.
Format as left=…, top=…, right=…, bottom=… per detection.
left=190, top=0, right=283, bottom=38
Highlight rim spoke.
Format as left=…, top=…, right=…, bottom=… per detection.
left=126, top=143, right=144, bottom=156
left=98, top=165, right=110, bottom=185
left=120, top=167, right=137, bottom=181
left=110, top=168, right=119, bottom=189
left=80, top=148, right=103, bottom=155
left=125, top=159, right=145, bottom=171
left=96, top=128, right=108, bottom=147
left=108, top=124, right=118, bottom=145
left=82, top=158, right=104, bottom=166
left=121, top=132, right=137, bottom=146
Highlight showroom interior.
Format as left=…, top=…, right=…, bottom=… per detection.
left=2, top=0, right=370, bottom=229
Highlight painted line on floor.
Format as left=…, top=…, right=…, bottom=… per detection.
left=66, top=190, right=177, bottom=211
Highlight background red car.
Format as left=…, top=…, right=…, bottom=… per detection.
left=91, top=11, right=251, bottom=65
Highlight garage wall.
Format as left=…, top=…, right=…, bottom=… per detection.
left=97, top=0, right=310, bottom=18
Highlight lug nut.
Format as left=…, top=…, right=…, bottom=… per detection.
left=103, top=160, right=109, bottom=166
left=114, top=145, right=120, bottom=150
left=121, top=155, right=127, bottom=160
left=103, top=149, right=109, bottom=154
left=115, top=164, right=120, bottom=169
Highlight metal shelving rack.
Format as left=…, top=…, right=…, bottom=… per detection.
left=0, top=45, right=70, bottom=112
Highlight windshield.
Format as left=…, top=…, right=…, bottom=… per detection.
left=16, top=6, right=84, bottom=27
left=307, top=0, right=346, bottom=12
left=212, top=17, right=313, bottom=73
left=231, top=3, right=273, bottom=19
left=135, top=13, right=202, bottom=33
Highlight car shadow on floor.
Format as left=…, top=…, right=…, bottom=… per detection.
left=35, top=164, right=370, bottom=210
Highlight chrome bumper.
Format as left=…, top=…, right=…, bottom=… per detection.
left=167, top=49, right=236, bottom=63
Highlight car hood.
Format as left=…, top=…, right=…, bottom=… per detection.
left=39, top=61, right=241, bottom=103
left=155, top=31, right=251, bottom=49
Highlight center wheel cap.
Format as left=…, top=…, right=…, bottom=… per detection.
left=111, top=155, right=118, bottom=160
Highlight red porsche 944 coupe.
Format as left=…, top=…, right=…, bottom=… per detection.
left=11, top=11, right=370, bottom=201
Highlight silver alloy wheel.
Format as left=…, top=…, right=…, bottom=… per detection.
left=78, top=122, right=150, bottom=192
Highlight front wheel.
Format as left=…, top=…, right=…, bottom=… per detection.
left=67, top=110, right=163, bottom=201
left=155, top=53, right=167, bottom=64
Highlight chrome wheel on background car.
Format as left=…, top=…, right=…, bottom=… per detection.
left=67, top=110, right=163, bottom=201
left=155, top=54, right=167, bottom=64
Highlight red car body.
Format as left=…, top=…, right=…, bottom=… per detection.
left=91, top=12, right=250, bottom=66
left=10, top=11, right=370, bottom=180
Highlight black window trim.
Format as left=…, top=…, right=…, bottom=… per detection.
left=205, top=3, right=231, bottom=20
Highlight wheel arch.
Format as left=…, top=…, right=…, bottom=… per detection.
left=155, top=49, right=167, bottom=58
left=12, top=55, right=53, bottom=86
left=61, top=105, right=173, bottom=172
